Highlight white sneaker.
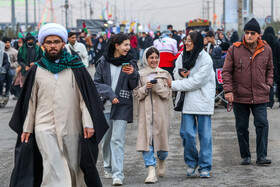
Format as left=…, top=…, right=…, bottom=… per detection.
left=113, top=178, right=123, bottom=186
left=200, top=170, right=210, bottom=178
left=186, top=167, right=196, bottom=176
left=104, top=171, right=112, bottom=179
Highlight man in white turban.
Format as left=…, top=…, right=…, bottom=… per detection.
left=9, top=23, right=108, bottom=187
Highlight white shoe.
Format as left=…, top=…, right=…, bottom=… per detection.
left=186, top=167, right=196, bottom=176
left=113, top=178, right=123, bottom=186
left=104, top=171, right=112, bottom=179
left=157, top=159, right=166, bottom=177
left=145, top=166, right=157, bottom=184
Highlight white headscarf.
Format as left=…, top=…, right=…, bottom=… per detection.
left=139, top=46, right=166, bottom=76
left=38, top=23, right=68, bottom=45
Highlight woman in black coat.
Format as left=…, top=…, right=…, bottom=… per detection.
left=94, top=36, right=106, bottom=66
left=262, top=26, right=280, bottom=108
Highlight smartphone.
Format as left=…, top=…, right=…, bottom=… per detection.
left=179, top=68, right=188, bottom=73
left=150, top=79, right=158, bottom=84
left=122, top=63, right=130, bottom=68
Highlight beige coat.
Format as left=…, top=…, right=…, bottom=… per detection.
left=23, top=68, right=93, bottom=187
left=134, top=70, right=172, bottom=152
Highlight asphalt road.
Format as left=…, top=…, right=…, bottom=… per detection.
left=1, top=97, right=280, bottom=186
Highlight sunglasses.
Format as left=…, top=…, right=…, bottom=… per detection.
left=245, top=31, right=256, bottom=36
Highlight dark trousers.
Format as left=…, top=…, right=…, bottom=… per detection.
left=233, top=103, right=269, bottom=160
left=267, top=86, right=274, bottom=108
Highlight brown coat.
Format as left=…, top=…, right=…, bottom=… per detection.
left=222, top=38, right=273, bottom=104
left=134, top=71, right=172, bottom=152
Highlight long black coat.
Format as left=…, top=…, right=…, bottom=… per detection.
left=9, top=63, right=109, bottom=187
left=262, top=33, right=280, bottom=82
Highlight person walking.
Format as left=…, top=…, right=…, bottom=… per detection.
left=2, top=37, right=18, bottom=97
left=261, top=26, right=280, bottom=108
left=9, top=23, right=109, bottom=187
left=93, top=36, right=106, bottom=66
left=169, top=31, right=215, bottom=178
left=65, top=32, right=89, bottom=67
left=153, top=30, right=178, bottom=78
left=94, top=33, right=140, bottom=186
left=0, top=41, right=11, bottom=97
left=138, top=32, right=150, bottom=66
left=222, top=18, right=273, bottom=165
left=16, top=33, right=43, bottom=99
left=134, top=47, right=172, bottom=184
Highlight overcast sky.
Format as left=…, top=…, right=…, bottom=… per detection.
left=0, top=0, right=279, bottom=30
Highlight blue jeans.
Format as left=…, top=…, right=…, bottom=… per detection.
left=102, top=113, right=127, bottom=180
left=180, top=114, right=212, bottom=172
left=142, top=146, right=168, bottom=167
left=139, top=49, right=145, bottom=65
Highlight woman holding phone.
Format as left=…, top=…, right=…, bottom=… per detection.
left=94, top=33, right=139, bottom=186
left=169, top=31, right=215, bottom=178
left=134, top=47, right=172, bottom=184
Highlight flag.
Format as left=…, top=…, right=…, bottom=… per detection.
left=213, top=13, right=218, bottom=22
left=83, top=21, right=88, bottom=34
left=19, top=27, right=24, bottom=38
left=156, top=25, right=161, bottom=31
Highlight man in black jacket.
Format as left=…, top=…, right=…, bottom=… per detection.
left=0, top=41, right=11, bottom=97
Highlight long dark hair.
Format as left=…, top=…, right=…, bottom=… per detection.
left=182, top=31, right=204, bottom=70
left=106, top=33, right=129, bottom=56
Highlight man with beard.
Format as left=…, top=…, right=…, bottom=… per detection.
left=9, top=23, right=109, bottom=187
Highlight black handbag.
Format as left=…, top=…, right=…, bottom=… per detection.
left=174, top=92, right=185, bottom=111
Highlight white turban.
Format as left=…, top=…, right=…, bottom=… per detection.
left=38, top=23, right=68, bottom=45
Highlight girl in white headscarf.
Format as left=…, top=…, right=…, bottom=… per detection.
left=134, top=46, right=172, bottom=184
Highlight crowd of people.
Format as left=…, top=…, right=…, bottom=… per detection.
left=2, top=17, right=279, bottom=186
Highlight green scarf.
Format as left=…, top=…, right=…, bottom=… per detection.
left=36, top=50, right=85, bottom=74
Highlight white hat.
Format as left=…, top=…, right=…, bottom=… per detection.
left=38, top=23, right=68, bottom=45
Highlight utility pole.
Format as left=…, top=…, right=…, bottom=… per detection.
left=38, top=0, right=40, bottom=24
left=34, top=0, right=36, bottom=28
left=213, top=0, right=216, bottom=29
left=271, top=0, right=274, bottom=22
left=202, top=0, right=205, bottom=19
left=124, top=0, right=126, bottom=21
left=89, top=0, right=93, bottom=20
left=223, top=0, right=225, bottom=31
left=250, top=0, right=253, bottom=16
left=84, top=0, right=87, bottom=20
left=26, top=0, right=29, bottom=31
left=115, top=0, right=117, bottom=23
left=65, top=0, right=69, bottom=29
left=238, top=0, right=243, bottom=32
left=207, top=1, right=210, bottom=20
left=50, top=0, right=54, bottom=22
left=11, top=0, right=16, bottom=31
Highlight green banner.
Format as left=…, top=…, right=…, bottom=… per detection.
left=18, top=31, right=38, bottom=38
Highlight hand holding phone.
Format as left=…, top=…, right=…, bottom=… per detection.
left=178, top=68, right=189, bottom=78
left=122, top=63, right=134, bottom=75
left=150, top=79, right=158, bottom=84
left=122, top=63, right=130, bottom=68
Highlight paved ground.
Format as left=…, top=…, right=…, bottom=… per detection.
left=1, top=96, right=280, bottom=186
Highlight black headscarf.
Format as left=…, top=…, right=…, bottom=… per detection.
left=103, top=34, right=134, bottom=66
left=182, top=31, right=204, bottom=70
left=263, top=26, right=275, bottom=36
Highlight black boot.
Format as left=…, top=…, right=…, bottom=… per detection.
left=256, top=157, right=271, bottom=165
left=241, top=157, right=251, bottom=165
